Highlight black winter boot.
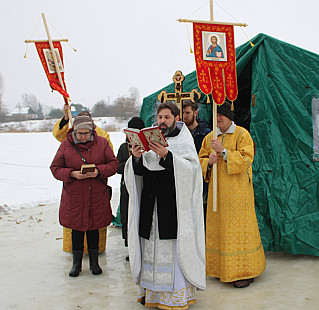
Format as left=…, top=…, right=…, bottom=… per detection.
left=69, top=250, right=83, bottom=277
left=88, top=248, right=102, bottom=275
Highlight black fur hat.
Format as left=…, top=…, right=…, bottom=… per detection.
left=128, top=116, right=145, bottom=130
left=217, top=100, right=234, bottom=121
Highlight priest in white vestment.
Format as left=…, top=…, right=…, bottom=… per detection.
left=125, top=102, right=206, bottom=310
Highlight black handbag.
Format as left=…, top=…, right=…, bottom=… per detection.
left=73, top=143, right=112, bottom=199
left=106, top=185, right=112, bottom=200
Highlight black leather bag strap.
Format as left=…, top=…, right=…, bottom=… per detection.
left=73, top=144, right=87, bottom=164
left=73, top=143, right=111, bottom=198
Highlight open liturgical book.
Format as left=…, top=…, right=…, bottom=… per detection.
left=124, top=126, right=168, bottom=151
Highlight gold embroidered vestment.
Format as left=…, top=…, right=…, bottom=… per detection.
left=199, top=126, right=266, bottom=282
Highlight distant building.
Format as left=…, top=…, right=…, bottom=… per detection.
left=70, top=103, right=88, bottom=117
left=6, top=106, right=38, bottom=122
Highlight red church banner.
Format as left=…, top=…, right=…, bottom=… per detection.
left=193, top=23, right=238, bottom=105
left=35, top=41, right=69, bottom=99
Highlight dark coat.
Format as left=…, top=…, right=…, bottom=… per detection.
left=192, top=118, right=211, bottom=197
left=50, top=130, right=119, bottom=232
left=192, top=118, right=212, bottom=153
left=116, top=142, right=131, bottom=246
left=133, top=152, right=177, bottom=240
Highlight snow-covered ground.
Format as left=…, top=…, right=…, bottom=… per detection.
left=0, top=117, right=128, bottom=132
left=0, top=130, right=127, bottom=210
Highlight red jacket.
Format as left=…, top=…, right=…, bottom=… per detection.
left=50, top=130, right=119, bottom=231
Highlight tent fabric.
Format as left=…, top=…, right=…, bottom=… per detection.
left=140, top=33, right=319, bottom=256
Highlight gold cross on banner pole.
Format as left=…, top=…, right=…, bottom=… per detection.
left=157, top=70, right=201, bottom=121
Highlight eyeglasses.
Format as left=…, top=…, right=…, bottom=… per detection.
left=75, top=131, right=92, bottom=137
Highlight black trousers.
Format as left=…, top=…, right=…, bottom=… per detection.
left=71, top=229, right=99, bottom=251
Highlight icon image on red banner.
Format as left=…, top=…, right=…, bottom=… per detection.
left=43, top=48, right=64, bottom=73
left=202, top=32, right=227, bottom=62
left=193, top=23, right=238, bottom=105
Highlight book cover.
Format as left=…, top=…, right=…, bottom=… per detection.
left=80, top=164, right=96, bottom=174
left=124, top=126, right=168, bottom=152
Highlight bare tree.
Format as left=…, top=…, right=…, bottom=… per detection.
left=112, top=87, right=141, bottom=118
left=36, top=103, right=44, bottom=120
left=47, top=107, right=64, bottom=119
left=0, top=74, right=7, bottom=122
left=21, top=93, right=38, bottom=112
left=90, top=88, right=141, bottom=119
left=128, top=87, right=141, bottom=107
left=113, top=95, right=133, bottom=117
left=92, top=100, right=109, bottom=117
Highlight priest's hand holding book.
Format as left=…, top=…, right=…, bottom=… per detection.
left=125, top=126, right=169, bottom=159
left=131, top=143, right=145, bottom=159
left=131, top=141, right=168, bottom=159
left=148, top=141, right=168, bottom=158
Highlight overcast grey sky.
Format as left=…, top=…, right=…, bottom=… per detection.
left=1, top=0, right=318, bottom=111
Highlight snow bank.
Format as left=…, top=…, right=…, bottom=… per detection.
left=0, top=131, right=126, bottom=210
left=0, top=117, right=129, bottom=133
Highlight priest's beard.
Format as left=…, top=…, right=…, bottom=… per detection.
left=160, top=120, right=176, bottom=137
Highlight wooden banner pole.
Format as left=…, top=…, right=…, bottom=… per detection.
left=212, top=99, right=218, bottom=212
left=177, top=18, right=247, bottom=27
left=25, top=39, right=69, bottom=43
left=41, top=13, right=73, bottom=125
left=210, top=0, right=214, bottom=21
left=210, top=0, right=218, bottom=212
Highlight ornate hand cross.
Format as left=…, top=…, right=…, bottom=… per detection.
left=157, top=70, right=201, bottom=121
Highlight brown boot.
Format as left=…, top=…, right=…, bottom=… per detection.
left=233, top=278, right=254, bottom=288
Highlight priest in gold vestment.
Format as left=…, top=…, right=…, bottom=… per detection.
left=199, top=100, right=266, bottom=288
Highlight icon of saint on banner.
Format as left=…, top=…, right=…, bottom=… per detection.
left=202, top=32, right=227, bottom=62
left=43, top=48, right=64, bottom=73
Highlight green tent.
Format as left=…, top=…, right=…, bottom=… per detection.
left=140, top=33, right=319, bottom=256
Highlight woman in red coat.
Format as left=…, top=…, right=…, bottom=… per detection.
left=50, top=115, right=119, bottom=277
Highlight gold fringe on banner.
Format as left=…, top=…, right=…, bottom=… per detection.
left=24, top=46, right=29, bottom=58
left=231, top=101, right=234, bottom=111
left=239, top=26, right=255, bottom=48
left=207, top=95, right=210, bottom=103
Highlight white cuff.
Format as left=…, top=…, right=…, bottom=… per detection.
left=221, top=148, right=227, bottom=160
